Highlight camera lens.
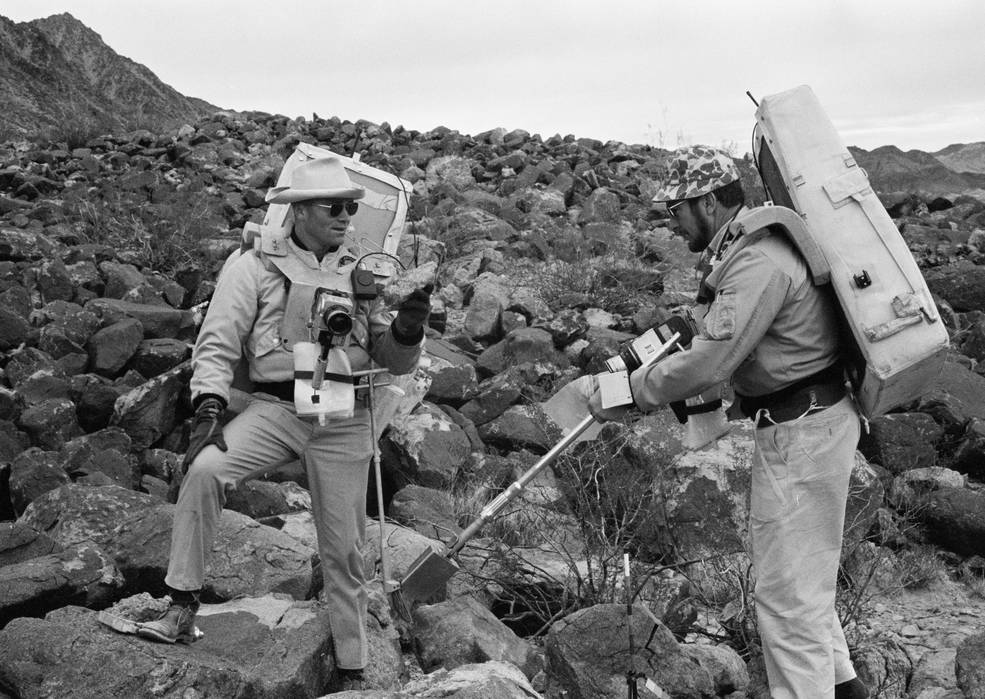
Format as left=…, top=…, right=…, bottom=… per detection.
left=323, top=308, right=353, bottom=336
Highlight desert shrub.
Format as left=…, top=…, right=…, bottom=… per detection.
left=448, top=420, right=701, bottom=637
left=519, top=252, right=665, bottom=316
left=686, top=556, right=761, bottom=659
left=70, top=178, right=227, bottom=275
left=894, top=545, right=947, bottom=589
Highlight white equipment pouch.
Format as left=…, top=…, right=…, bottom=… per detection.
left=293, top=342, right=355, bottom=424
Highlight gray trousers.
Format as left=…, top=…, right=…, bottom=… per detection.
left=751, top=396, right=861, bottom=698
left=165, top=396, right=373, bottom=669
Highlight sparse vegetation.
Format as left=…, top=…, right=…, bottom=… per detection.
left=449, top=423, right=678, bottom=636
left=68, top=177, right=229, bottom=274
left=519, top=251, right=666, bottom=316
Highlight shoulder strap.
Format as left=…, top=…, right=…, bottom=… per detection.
left=727, top=205, right=831, bottom=286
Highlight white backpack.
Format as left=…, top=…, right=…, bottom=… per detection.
left=748, top=84, right=948, bottom=418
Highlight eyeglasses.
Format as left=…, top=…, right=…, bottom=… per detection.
left=314, top=201, right=359, bottom=217
left=666, top=200, right=688, bottom=218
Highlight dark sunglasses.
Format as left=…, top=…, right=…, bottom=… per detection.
left=314, top=201, right=359, bottom=217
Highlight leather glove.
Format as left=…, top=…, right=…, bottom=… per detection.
left=169, top=396, right=227, bottom=503
left=394, top=283, right=433, bottom=337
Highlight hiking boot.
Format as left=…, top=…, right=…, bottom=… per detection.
left=137, top=603, right=198, bottom=644
left=338, top=668, right=366, bottom=691
left=835, top=677, right=869, bottom=699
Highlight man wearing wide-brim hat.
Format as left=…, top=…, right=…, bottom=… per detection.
left=139, top=156, right=430, bottom=691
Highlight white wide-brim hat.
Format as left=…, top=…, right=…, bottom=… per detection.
left=265, top=156, right=365, bottom=204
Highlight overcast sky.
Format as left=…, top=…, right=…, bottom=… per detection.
left=6, top=0, right=984, bottom=154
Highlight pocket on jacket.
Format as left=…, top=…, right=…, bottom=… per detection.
left=706, top=290, right=736, bottom=340
left=249, top=330, right=282, bottom=359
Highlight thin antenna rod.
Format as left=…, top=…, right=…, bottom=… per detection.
left=746, top=91, right=759, bottom=107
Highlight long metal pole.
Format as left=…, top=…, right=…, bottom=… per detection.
left=447, top=332, right=683, bottom=558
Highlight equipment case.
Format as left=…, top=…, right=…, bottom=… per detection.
left=751, top=84, right=948, bottom=417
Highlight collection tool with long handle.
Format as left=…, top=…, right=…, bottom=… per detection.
left=398, top=331, right=686, bottom=605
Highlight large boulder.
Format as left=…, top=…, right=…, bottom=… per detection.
left=914, top=485, right=985, bottom=557
left=110, top=360, right=192, bottom=450
left=8, top=448, right=71, bottom=515
left=0, top=595, right=341, bottom=698
left=956, top=631, right=985, bottom=698
left=18, top=484, right=316, bottom=600
left=857, top=412, right=943, bottom=475
left=459, top=369, right=527, bottom=426
left=0, top=306, right=31, bottom=351
left=84, top=298, right=197, bottom=340
left=348, top=660, right=541, bottom=698
left=17, top=398, right=82, bottom=450
left=924, top=262, right=985, bottom=312
left=0, top=542, right=124, bottom=626
left=381, top=402, right=472, bottom=490
left=545, top=603, right=715, bottom=698
left=917, top=358, right=985, bottom=432
left=477, top=404, right=559, bottom=453
left=0, top=522, right=59, bottom=566
left=411, top=595, right=541, bottom=679
left=475, top=327, right=568, bottom=378
left=953, top=417, right=985, bottom=481
left=86, top=317, right=144, bottom=376
left=851, top=638, right=912, bottom=699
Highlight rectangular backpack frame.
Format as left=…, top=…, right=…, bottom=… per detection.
left=751, top=84, right=948, bottom=417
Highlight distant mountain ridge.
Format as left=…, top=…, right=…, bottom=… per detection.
left=850, top=144, right=985, bottom=198
left=2, top=13, right=985, bottom=200
left=0, top=12, right=217, bottom=136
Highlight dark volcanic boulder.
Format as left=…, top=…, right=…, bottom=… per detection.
left=412, top=595, right=541, bottom=679
left=18, top=484, right=316, bottom=600
left=857, top=412, right=943, bottom=475
left=956, top=632, right=985, bottom=698
left=924, top=262, right=985, bottom=312
left=917, top=358, right=985, bottom=432
left=0, top=542, right=124, bottom=626
left=0, top=596, right=338, bottom=698
left=915, top=485, right=985, bottom=557
left=546, top=603, right=715, bottom=698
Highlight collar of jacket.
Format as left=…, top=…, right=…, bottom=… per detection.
left=696, top=205, right=749, bottom=303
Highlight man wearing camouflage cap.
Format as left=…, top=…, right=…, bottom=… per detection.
left=589, top=146, right=868, bottom=699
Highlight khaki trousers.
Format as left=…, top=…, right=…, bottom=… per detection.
left=751, top=396, right=860, bottom=698
left=165, top=396, right=373, bottom=669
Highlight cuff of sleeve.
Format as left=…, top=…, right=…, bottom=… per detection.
left=192, top=393, right=228, bottom=411
left=628, top=367, right=649, bottom=411
left=391, top=322, right=424, bottom=346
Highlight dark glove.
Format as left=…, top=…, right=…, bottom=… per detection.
left=169, top=396, right=227, bottom=503
left=394, top=283, right=433, bottom=338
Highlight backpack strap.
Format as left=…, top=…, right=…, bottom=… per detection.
left=728, top=205, right=831, bottom=286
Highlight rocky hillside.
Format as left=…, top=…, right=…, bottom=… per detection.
left=0, top=110, right=984, bottom=698
left=2, top=14, right=985, bottom=699
left=0, top=13, right=216, bottom=138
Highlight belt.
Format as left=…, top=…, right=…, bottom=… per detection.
left=254, top=377, right=360, bottom=402
left=737, top=364, right=847, bottom=429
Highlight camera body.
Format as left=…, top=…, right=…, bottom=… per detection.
left=605, top=314, right=695, bottom=373
left=310, top=288, right=354, bottom=343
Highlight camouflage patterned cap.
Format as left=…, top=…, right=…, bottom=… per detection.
left=652, top=146, right=740, bottom=203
